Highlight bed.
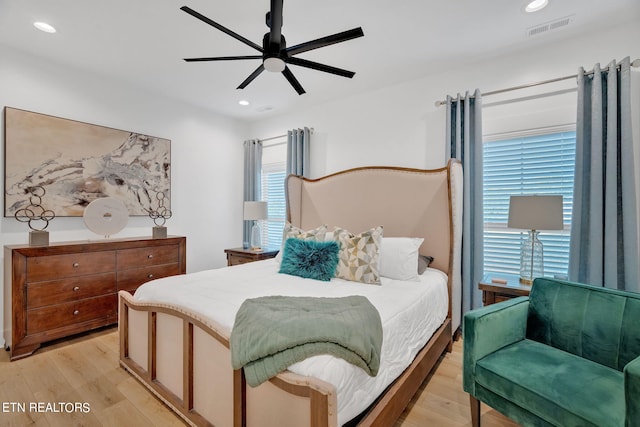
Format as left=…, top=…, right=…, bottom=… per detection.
left=118, top=159, right=463, bottom=427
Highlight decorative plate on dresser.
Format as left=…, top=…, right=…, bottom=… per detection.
left=3, top=236, right=186, bottom=360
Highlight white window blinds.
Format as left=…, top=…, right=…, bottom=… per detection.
left=483, top=129, right=576, bottom=278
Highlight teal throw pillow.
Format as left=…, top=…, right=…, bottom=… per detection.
left=279, top=238, right=340, bottom=282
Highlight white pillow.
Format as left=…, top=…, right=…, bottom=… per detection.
left=378, top=237, right=424, bottom=281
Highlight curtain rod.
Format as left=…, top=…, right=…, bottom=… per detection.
left=434, top=58, right=640, bottom=107
left=259, top=127, right=315, bottom=143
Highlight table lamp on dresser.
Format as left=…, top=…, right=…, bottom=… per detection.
left=508, top=195, right=563, bottom=284
left=243, top=201, right=268, bottom=251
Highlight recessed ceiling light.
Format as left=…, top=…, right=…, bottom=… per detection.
left=34, top=22, right=56, bottom=33
left=525, top=0, right=549, bottom=13
left=238, top=100, right=250, bottom=106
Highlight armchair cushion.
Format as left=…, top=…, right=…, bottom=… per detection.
left=476, top=339, right=625, bottom=427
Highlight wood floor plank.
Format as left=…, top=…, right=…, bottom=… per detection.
left=93, top=400, right=157, bottom=427
left=0, top=326, right=520, bottom=427
left=117, top=376, right=188, bottom=427
left=75, top=376, right=127, bottom=414
left=40, top=402, right=104, bottom=427
left=0, top=366, right=49, bottom=426
left=415, top=391, right=471, bottom=424
left=16, top=353, right=74, bottom=400
left=48, top=346, right=103, bottom=390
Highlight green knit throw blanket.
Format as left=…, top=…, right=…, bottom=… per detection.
left=230, top=295, right=383, bottom=387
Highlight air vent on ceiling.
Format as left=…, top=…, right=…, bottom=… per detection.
left=526, top=15, right=574, bottom=38
left=256, top=105, right=275, bottom=113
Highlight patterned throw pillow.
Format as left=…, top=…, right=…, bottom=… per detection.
left=275, top=223, right=328, bottom=262
left=282, top=222, right=328, bottom=242
left=333, top=226, right=384, bottom=285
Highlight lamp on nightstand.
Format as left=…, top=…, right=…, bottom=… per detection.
left=508, top=195, right=563, bottom=284
left=243, top=201, right=268, bottom=251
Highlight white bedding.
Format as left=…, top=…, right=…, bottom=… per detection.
left=133, top=259, right=448, bottom=425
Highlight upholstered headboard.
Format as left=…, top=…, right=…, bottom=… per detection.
left=286, top=159, right=463, bottom=333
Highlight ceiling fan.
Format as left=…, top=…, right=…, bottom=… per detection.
left=180, top=1, right=364, bottom=95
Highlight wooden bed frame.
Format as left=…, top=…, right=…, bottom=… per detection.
left=119, top=159, right=463, bottom=427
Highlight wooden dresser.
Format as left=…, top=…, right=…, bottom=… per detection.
left=4, top=236, right=186, bottom=360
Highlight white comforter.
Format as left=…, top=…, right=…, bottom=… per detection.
left=133, top=259, right=448, bottom=425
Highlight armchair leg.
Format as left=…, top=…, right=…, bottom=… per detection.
left=470, top=395, right=481, bottom=427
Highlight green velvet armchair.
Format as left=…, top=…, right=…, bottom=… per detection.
left=463, top=277, right=640, bottom=427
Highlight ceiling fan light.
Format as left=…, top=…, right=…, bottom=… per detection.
left=264, top=57, right=285, bottom=73
left=525, top=0, right=549, bottom=13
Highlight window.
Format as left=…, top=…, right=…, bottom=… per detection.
left=260, top=140, right=287, bottom=249
left=483, top=129, right=576, bottom=278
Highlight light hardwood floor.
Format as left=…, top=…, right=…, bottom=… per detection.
left=0, top=327, right=519, bottom=427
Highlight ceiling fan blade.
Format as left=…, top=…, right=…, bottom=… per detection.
left=184, top=55, right=262, bottom=62
left=286, top=57, right=355, bottom=78
left=237, top=65, right=265, bottom=89
left=180, top=6, right=263, bottom=53
left=285, top=27, right=364, bottom=56
left=282, top=66, right=306, bottom=95
left=268, top=0, right=283, bottom=47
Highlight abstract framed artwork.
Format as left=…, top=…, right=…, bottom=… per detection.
left=4, top=107, right=171, bottom=217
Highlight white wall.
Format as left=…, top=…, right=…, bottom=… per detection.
left=248, top=21, right=640, bottom=180
left=2, top=20, right=640, bottom=345
left=0, top=45, right=248, bottom=343
left=0, top=45, right=248, bottom=272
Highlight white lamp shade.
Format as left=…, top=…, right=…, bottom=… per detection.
left=508, top=195, right=563, bottom=230
left=243, top=201, right=268, bottom=221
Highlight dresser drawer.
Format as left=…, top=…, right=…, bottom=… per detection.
left=117, top=245, right=180, bottom=270
left=27, top=272, right=116, bottom=309
left=225, top=248, right=279, bottom=266
left=117, top=264, right=182, bottom=293
left=26, top=294, right=117, bottom=335
left=228, top=254, right=255, bottom=266
left=27, top=251, right=116, bottom=282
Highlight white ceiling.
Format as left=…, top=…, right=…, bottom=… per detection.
left=1, top=0, right=639, bottom=121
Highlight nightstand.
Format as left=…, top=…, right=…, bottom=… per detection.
left=479, top=274, right=532, bottom=306
left=224, top=247, right=279, bottom=266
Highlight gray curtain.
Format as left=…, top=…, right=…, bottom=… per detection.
left=569, top=57, right=639, bottom=291
left=243, top=139, right=262, bottom=247
left=286, top=127, right=310, bottom=177
left=446, top=90, right=484, bottom=312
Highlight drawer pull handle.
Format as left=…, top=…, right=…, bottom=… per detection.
left=147, top=274, right=154, bottom=279
left=73, top=262, right=79, bottom=268
left=147, top=254, right=153, bottom=259
left=73, top=310, right=79, bottom=316
left=73, top=286, right=80, bottom=292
